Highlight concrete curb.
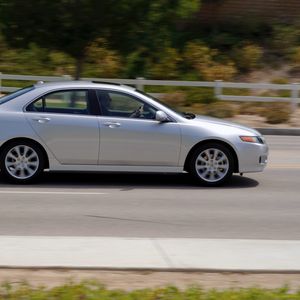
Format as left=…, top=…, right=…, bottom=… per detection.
left=1, top=266, right=300, bottom=274
left=255, top=128, right=300, bottom=136
left=1, top=236, right=300, bottom=272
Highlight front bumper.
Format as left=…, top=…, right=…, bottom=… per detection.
left=237, top=141, right=269, bottom=173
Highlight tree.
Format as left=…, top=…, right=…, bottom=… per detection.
left=0, top=0, right=199, bottom=79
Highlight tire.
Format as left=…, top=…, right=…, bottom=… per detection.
left=0, top=140, right=45, bottom=183
left=188, top=143, right=234, bottom=186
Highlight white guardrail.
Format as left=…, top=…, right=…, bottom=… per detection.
left=0, top=73, right=299, bottom=111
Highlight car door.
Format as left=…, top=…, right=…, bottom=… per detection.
left=97, top=90, right=181, bottom=166
left=25, top=89, right=100, bottom=165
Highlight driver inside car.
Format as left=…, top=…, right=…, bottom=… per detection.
left=100, top=93, right=112, bottom=116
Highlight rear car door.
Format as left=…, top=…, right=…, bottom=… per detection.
left=25, top=89, right=100, bottom=165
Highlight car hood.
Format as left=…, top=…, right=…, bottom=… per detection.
left=193, top=115, right=261, bottom=136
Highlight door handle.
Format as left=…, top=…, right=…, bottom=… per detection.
left=32, top=117, right=51, bottom=124
left=104, top=122, right=121, bottom=128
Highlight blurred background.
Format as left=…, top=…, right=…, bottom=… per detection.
left=0, top=0, right=300, bottom=127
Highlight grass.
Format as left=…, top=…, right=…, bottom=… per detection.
left=1, top=282, right=300, bottom=300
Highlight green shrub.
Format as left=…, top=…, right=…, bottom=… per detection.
left=187, top=101, right=237, bottom=118
left=264, top=103, right=292, bottom=124
left=269, top=78, right=290, bottom=98
left=200, top=62, right=237, bottom=81
left=1, top=282, right=300, bottom=300
left=83, top=38, right=122, bottom=78
left=183, top=41, right=215, bottom=71
left=271, top=77, right=289, bottom=84
left=147, top=47, right=182, bottom=80
left=161, top=91, right=187, bottom=107
left=48, top=51, right=75, bottom=76
left=223, top=88, right=250, bottom=96
left=270, top=25, right=300, bottom=57
left=205, top=102, right=237, bottom=118
left=187, top=103, right=208, bottom=115
left=185, top=88, right=217, bottom=105
left=291, top=47, right=300, bottom=66
left=182, top=41, right=237, bottom=81
left=238, top=102, right=265, bottom=115
left=125, top=46, right=183, bottom=80
left=233, top=43, right=263, bottom=71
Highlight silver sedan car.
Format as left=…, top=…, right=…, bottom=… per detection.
left=0, top=81, right=268, bottom=186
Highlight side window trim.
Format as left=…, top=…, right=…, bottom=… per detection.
left=96, top=89, right=158, bottom=120
left=25, top=89, right=100, bottom=116
left=42, top=97, right=46, bottom=112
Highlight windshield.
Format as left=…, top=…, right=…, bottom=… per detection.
left=0, top=86, right=35, bottom=105
left=136, top=89, right=196, bottom=119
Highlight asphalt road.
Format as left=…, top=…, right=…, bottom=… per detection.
left=0, top=136, right=299, bottom=240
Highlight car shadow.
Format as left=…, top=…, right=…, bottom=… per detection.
left=0, top=172, right=259, bottom=190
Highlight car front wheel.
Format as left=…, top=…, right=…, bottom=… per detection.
left=0, top=141, right=45, bottom=183
left=189, top=143, right=234, bottom=186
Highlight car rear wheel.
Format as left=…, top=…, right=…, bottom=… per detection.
left=0, top=141, right=45, bottom=183
left=189, top=143, right=234, bottom=186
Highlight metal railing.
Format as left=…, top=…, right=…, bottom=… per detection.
left=0, top=73, right=299, bottom=111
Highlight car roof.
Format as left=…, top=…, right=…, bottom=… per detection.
left=33, top=81, right=136, bottom=92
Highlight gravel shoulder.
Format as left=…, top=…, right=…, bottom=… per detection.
left=1, top=269, right=300, bottom=291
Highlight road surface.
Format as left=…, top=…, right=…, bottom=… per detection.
left=0, top=136, right=299, bottom=240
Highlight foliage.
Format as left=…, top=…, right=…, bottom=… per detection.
left=147, top=47, right=182, bottom=79
left=1, top=2, right=300, bottom=82
left=1, top=282, right=300, bottom=299
left=155, top=89, right=237, bottom=119
left=270, top=25, right=300, bottom=57
left=238, top=102, right=265, bottom=116
left=0, top=1, right=116, bottom=78
left=83, top=39, right=122, bottom=78
left=205, top=102, right=237, bottom=118
left=0, top=34, right=124, bottom=78
left=271, top=78, right=290, bottom=84
left=161, top=91, right=187, bottom=107
left=185, top=87, right=217, bottom=105
left=183, top=41, right=215, bottom=70
left=183, top=41, right=237, bottom=81
left=291, top=47, right=300, bottom=66
left=264, top=103, right=292, bottom=124
left=0, top=34, right=75, bottom=76
left=185, top=101, right=237, bottom=118
left=200, top=62, right=237, bottom=81
left=48, top=52, right=76, bottom=76
left=233, top=43, right=263, bottom=71
left=238, top=101, right=292, bottom=124
left=0, top=0, right=199, bottom=79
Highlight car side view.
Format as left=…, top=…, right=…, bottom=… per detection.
left=0, top=81, right=268, bottom=186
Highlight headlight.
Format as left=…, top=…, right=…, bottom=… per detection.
left=240, top=136, right=265, bottom=144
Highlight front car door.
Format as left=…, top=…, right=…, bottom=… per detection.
left=97, top=90, right=181, bottom=166
left=25, top=89, right=100, bottom=165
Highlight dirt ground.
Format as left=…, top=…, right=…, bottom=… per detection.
left=1, top=269, right=300, bottom=291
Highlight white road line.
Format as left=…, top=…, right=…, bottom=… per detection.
left=0, top=191, right=108, bottom=195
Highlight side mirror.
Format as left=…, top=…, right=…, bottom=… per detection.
left=155, top=111, right=169, bottom=122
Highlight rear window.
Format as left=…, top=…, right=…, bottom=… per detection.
left=0, top=86, right=35, bottom=105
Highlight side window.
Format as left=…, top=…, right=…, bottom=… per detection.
left=97, top=91, right=157, bottom=119
left=27, top=90, right=90, bottom=115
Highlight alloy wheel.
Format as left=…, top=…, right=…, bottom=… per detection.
left=5, top=145, right=40, bottom=180
left=195, top=148, right=230, bottom=183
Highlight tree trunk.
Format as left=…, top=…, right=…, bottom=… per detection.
left=74, top=56, right=84, bottom=80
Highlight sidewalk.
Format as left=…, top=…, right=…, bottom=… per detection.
left=1, top=236, right=300, bottom=272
